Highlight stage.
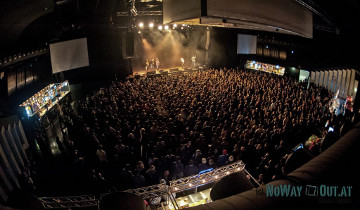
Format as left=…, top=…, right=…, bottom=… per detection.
left=129, top=66, right=207, bottom=79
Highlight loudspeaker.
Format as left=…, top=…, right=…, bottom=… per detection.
left=99, top=192, right=146, bottom=210
left=205, top=30, right=210, bottom=50
left=169, top=68, right=179, bottom=72
left=320, top=132, right=340, bottom=152
left=210, top=172, right=254, bottom=201
left=125, top=32, right=134, bottom=57
left=283, top=148, right=313, bottom=175
left=146, top=71, right=156, bottom=76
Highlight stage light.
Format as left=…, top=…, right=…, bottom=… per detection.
left=164, top=25, right=169, bottom=30
left=158, top=25, right=163, bottom=30
left=276, top=65, right=279, bottom=69
left=291, top=50, right=294, bottom=54
left=266, top=45, right=269, bottom=49
left=149, top=22, right=154, bottom=28
left=138, top=22, right=144, bottom=28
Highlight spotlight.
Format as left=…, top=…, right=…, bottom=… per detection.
left=149, top=22, right=154, bottom=28
left=164, top=25, right=169, bottom=30
left=138, top=22, right=144, bottom=28
left=158, top=25, right=163, bottom=30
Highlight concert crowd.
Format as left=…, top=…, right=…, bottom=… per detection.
left=32, top=68, right=352, bottom=194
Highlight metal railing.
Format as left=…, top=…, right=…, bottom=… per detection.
left=39, top=161, right=255, bottom=209
left=170, top=161, right=246, bottom=193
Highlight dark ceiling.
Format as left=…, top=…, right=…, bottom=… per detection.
left=0, top=0, right=359, bottom=65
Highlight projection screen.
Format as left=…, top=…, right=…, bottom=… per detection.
left=237, top=34, right=257, bottom=54
left=50, top=38, right=89, bottom=74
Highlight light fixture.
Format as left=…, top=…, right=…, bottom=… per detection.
left=138, top=22, right=144, bottom=28
left=173, top=24, right=177, bottom=28
left=130, top=8, right=138, bottom=16
left=149, top=22, right=154, bottom=28
left=164, top=25, right=169, bottom=30
left=138, top=31, right=141, bottom=34
left=158, top=25, right=163, bottom=30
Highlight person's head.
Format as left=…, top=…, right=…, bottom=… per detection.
left=209, top=158, right=214, bottom=165
left=137, top=161, right=144, bottom=169
left=228, top=155, right=234, bottom=162
left=149, top=164, right=155, bottom=171
left=202, top=158, right=207, bottom=164
left=196, top=149, right=201, bottom=155
left=222, top=149, right=227, bottom=155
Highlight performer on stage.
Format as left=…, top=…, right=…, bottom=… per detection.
left=155, top=57, right=160, bottom=69
left=181, top=57, right=185, bottom=68
left=145, top=58, right=149, bottom=71
left=191, top=55, right=196, bottom=68
left=151, top=58, right=155, bottom=70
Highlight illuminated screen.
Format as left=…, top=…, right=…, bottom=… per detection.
left=237, top=34, right=257, bottom=54
left=50, top=38, right=89, bottom=74
left=245, top=60, right=285, bottom=76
